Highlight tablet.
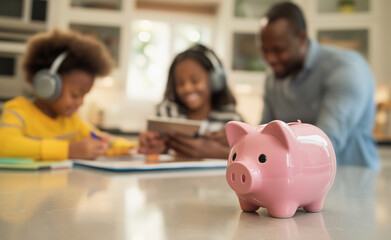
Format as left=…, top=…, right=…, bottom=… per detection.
left=147, top=117, right=202, bottom=137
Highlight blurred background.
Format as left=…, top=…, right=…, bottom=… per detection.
left=0, top=0, right=390, bottom=141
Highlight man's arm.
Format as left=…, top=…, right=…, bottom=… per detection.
left=260, top=77, right=275, bottom=124
left=316, top=64, right=373, bottom=154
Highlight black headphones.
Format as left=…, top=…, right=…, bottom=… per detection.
left=188, top=45, right=226, bottom=93
left=32, top=51, right=68, bottom=101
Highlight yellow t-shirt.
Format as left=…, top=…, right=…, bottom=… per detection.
left=0, top=96, right=93, bottom=160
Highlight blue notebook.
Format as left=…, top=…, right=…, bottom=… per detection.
left=73, top=154, right=227, bottom=172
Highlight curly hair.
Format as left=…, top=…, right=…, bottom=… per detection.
left=23, top=28, right=114, bottom=82
left=163, top=44, right=237, bottom=111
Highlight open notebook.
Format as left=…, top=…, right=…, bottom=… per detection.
left=73, top=154, right=227, bottom=172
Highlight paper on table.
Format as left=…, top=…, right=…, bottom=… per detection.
left=72, top=154, right=227, bottom=172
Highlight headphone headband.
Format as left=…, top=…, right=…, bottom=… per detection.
left=49, top=52, right=68, bottom=75
left=204, top=50, right=223, bottom=73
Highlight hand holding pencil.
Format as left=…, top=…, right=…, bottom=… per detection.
left=68, top=136, right=108, bottom=160
left=91, top=131, right=138, bottom=157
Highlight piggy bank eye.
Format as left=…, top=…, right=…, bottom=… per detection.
left=258, top=154, right=267, bottom=163
left=232, top=152, right=237, bottom=161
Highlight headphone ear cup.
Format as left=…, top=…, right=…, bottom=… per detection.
left=209, top=68, right=226, bottom=93
left=201, top=49, right=226, bottom=93
left=33, top=69, right=62, bottom=101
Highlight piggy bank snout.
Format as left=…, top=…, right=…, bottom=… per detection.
left=226, top=162, right=260, bottom=195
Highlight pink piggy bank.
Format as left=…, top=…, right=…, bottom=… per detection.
left=225, top=120, right=336, bottom=218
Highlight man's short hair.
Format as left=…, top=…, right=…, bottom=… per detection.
left=265, top=1, right=307, bottom=34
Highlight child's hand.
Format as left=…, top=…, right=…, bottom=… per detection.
left=138, top=131, right=167, bottom=154
left=99, top=132, right=111, bottom=145
left=68, top=138, right=108, bottom=160
left=203, top=130, right=228, bottom=146
left=167, top=134, right=230, bottom=159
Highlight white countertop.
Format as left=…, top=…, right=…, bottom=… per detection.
left=0, top=147, right=390, bottom=240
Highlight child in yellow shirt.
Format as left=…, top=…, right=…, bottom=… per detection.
left=0, top=29, right=135, bottom=161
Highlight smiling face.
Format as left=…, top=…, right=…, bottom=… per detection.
left=260, top=18, right=307, bottom=79
left=174, top=58, right=212, bottom=115
left=48, top=69, right=94, bottom=117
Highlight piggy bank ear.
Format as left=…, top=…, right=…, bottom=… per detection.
left=262, top=120, right=296, bottom=150
left=225, top=121, right=254, bottom=148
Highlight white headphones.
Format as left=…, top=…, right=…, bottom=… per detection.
left=32, top=52, right=68, bottom=101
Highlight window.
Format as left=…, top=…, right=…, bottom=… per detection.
left=317, top=29, right=369, bottom=59
left=173, top=23, right=211, bottom=54
left=31, top=0, right=48, bottom=21
left=127, top=17, right=213, bottom=102
left=127, top=20, right=170, bottom=102
left=232, top=33, right=265, bottom=71
left=234, top=0, right=287, bottom=19
left=0, top=53, right=25, bottom=100
left=0, top=0, right=48, bottom=21
left=71, top=0, right=122, bottom=10
left=0, top=0, right=23, bottom=18
left=0, top=0, right=48, bottom=43
left=0, top=56, right=15, bottom=76
left=317, top=0, right=370, bottom=13
left=70, top=23, right=121, bottom=65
